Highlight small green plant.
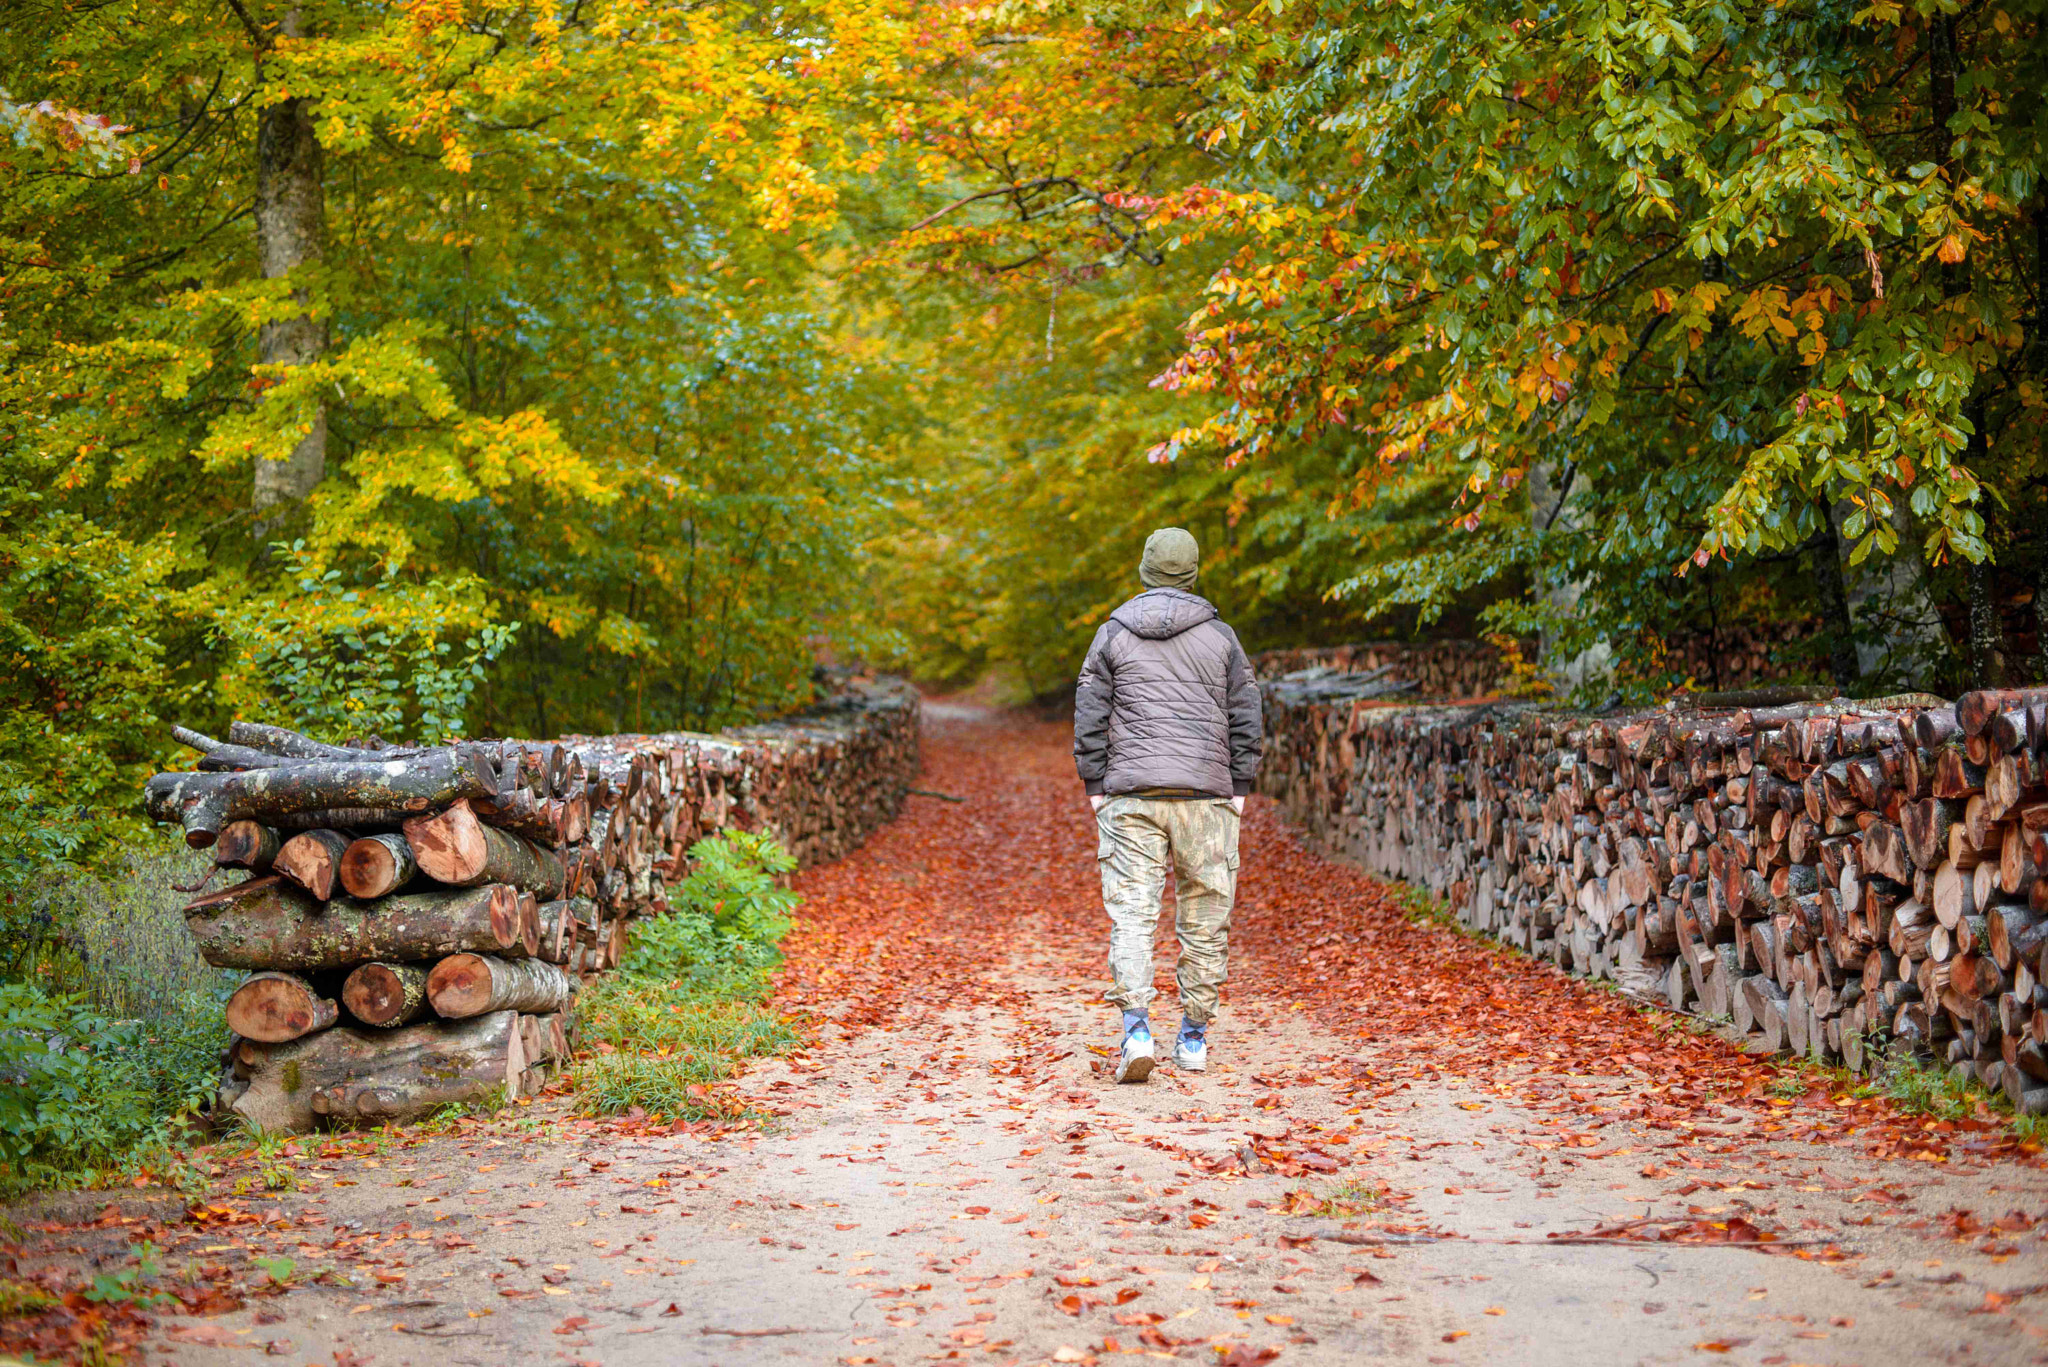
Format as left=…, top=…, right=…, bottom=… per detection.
left=212, top=543, right=517, bottom=746
left=1328, top=1179, right=1386, bottom=1212
left=251, top=1255, right=296, bottom=1287
left=617, top=830, right=800, bottom=991
left=1393, top=882, right=1488, bottom=944
left=1862, top=1043, right=1979, bottom=1123
left=83, top=1242, right=176, bottom=1309
left=0, top=981, right=225, bottom=1193
left=0, top=1279, right=59, bottom=1317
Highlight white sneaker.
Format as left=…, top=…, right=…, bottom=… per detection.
left=1175, top=1029, right=1208, bottom=1072
left=1115, top=1027, right=1155, bottom=1084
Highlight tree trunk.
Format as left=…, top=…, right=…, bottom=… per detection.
left=1967, top=551, right=2008, bottom=690
left=228, top=1011, right=523, bottom=1133
left=339, top=833, right=418, bottom=899
left=1929, top=20, right=2008, bottom=689
left=2036, top=544, right=2048, bottom=683
left=1810, top=502, right=1860, bottom=690
left=341, top=961, right=430, bottom=1028
left=426, top=954, right=576, bottom=1019
left=185, top=882, right=522, bottom=970
left=225, top=971, right=339, bottom=1043
left=251, top=6, right=328, bottom=525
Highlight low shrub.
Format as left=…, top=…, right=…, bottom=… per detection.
left=0, top=981, right=224, bottom=1190
left=0, top=838, right=233, bottom=1192
left=572, top=831, right=801, bottom=1119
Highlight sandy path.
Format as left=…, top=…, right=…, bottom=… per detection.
left=20, top=705, right=2048, bottom=1366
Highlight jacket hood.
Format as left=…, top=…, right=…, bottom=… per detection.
left=1110, top=588, right=1218, bottom=641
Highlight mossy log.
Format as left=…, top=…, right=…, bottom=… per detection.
left=185, top=882, right=522, bottom=970
left=227, top=1010, right=525, bottom=1133
left=144, top=747, right=497, bottom=848
left=405, top=800, right=566, bottom=895
left=341, top=961, right=431, bottom=1028
left=339, top=833, right=418, bottom=899
left=227, top=721, right=387, bottom=762
left=427, top=953, right=576, bottom=1018
left=225, top=972, right=339, bottom=1042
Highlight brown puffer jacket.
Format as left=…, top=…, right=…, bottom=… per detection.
left=1072, top=589, right=1263, bottom=798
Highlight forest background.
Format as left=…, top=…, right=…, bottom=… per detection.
left=4, top=0, right=2045, bottom=904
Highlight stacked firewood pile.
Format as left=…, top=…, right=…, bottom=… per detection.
left=143, top=678, right=919, bottom=1132
left=1257, top=623, right=1825, bottom=699
left=1254, top=641, right=1512, bottom=698
left=1260, top=677, right=2048, bottom=1109
left=1666, top=620, right=1820, bottom=692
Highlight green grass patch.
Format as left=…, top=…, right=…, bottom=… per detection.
left=570, top=831, right=801, bottom=1122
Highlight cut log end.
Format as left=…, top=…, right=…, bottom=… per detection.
left=341, top=961, right=431, bottom=1028
left=225, top=972, right=339, bottom=1043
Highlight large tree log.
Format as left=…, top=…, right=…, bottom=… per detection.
left=227, top=721, right=385, bottom=761
left=274, top=828, right=351, bottom=901
left=341, top=961, right=430, bottom=1028
left=173, top=726, right=297, bottom=772
left=404, top=800, right=566, bottom=895
left=339, top=833, right=418, bottom=899
left=229, top=1011, right=524, bottom=1133
left=145, top=747, right=497, bottom=848
left=426, top=954, right=576, bottom=1018
left=186, top=882, right=522, bottom=970
left=225, top=972, right=339, bottom=1043
left=214, top=820, right=282, bottom=872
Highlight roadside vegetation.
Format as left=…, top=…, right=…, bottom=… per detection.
left=0, top=842, right=233, bottom=1195
left=571, top=831, right=804, bottom=1122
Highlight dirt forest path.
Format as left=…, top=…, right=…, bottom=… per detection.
left=99, top=706, right=2048, bottom=1364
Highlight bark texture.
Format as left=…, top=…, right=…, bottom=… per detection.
left=252, top=6, right=328, bottom=522
left=227, top=1011, right=523, bottom=1133
left=186, top=882, right=522, bottom=970
left=426, top=953, right=576, bottom=1018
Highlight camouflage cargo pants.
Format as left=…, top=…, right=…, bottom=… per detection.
left=1096, top=796, right=1240, bottom=1025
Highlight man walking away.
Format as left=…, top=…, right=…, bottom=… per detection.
left=1073, top=527, right=1263, bottom=1083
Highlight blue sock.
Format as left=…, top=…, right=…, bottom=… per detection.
left=1180, top=1017, right=1207, bottom=1041
left=1121, top=1009, right=1150, bottom=1037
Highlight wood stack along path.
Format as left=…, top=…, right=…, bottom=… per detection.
left=1255, top=640, right=1513, bottom=700
left=1262, top=674, right=2048, bottom=1107
left=70, top=703, right=2048, bottom=1367
left=1257, top=624, right=1826, bottom=701
left=142, top=677, right=919, bottom=1133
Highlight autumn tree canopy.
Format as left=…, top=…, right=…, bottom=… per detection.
left=3, top=0, right=2043, bottom=874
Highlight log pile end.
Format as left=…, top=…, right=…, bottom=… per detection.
left=150, top=677, right=919, bottom=1132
